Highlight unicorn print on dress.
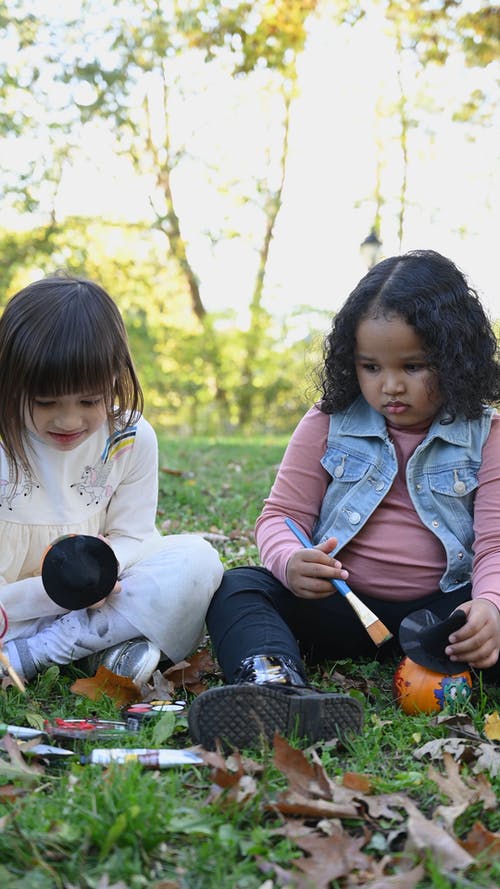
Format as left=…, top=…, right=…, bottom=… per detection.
left=71, top=462, right=114, bottom=506
left=71, top=426, right=137, bottom=506
left=0, top=466, right=38, bottom=510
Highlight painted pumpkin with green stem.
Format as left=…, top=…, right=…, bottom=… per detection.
left=393, top=656, right=472, bottom=715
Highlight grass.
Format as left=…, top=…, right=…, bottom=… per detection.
left=1, top=434, right=499, bottom=889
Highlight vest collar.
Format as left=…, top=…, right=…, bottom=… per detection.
left=334, top=396, right=479, bottom=448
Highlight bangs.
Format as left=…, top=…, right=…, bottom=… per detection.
left=24, top=335, right=118, bottom=400
left=19, top=306, right=120, bottom=402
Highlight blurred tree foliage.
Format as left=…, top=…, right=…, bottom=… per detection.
left=0, top=217, right=324, bottom=434
left=1, top=0, right=322, bottom=430
left=0, top=1, right=498, bottom=434
left=383, top=1, right=499, bottom=122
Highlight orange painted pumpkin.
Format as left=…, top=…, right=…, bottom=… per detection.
left=393, top=656, right=472, bottom=715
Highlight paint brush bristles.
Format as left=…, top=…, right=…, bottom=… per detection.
left=284, top=518, right=393, bottom=647
left=0, top=648, right=26, bottom=693
left=340, top=591, right=393, bottom=646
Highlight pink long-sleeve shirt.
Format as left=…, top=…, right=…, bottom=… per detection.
left=255, top=405, right=500, bottom=611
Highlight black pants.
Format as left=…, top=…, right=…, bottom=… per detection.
left=206, top=567, right=499, bottom=684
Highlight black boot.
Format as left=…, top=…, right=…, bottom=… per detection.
left=188, top=654, right=363, bottom=752
left=234, top=654, right=307, bottom=687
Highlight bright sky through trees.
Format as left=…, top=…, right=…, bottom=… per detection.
left=2, top=0, right=499, bottom=324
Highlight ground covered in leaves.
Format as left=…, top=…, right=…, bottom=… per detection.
left=1, top=436, right=499, bottom=888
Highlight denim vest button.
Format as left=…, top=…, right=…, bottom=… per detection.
left=347, top=510, right=361, bottom=524
left=453, top=480, right=466, bottom=494
left=432, top=520, right=439, bottom=527
left=415, top=483, right=422, bottom=492
left=374, top=481, right=384, bottom=491
left=457, top=551, right=464, bottom=560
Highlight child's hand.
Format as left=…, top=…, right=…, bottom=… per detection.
left=88, top=534, right=121, bottom=607
left=286, top=537, right=349, bottom=600
left=88, top=580, right=122, bottom=609
left=445, top=598, right=500, bottom=669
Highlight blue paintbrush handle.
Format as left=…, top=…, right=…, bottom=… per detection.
left=284, top=517, right=351, bottom=597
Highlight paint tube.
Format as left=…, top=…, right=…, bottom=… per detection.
left=0, top=723, right=44, bottom=739
left=81, top=747, right=203, bottom=768
left=44, top=718, right=133, bottom=739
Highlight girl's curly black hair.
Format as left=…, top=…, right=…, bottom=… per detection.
left=318, top=249, right=500, bottom=419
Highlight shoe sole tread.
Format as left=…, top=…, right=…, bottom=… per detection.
left=188, top=684, right=363, bottom=750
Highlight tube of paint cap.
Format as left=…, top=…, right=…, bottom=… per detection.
left=81, top=747, right=203, bottom=768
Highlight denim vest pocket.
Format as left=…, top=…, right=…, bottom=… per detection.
left=426, top=466, right=478, bottom=545
left=427, top=466, right=478, bottom=498
left=321, top=447, right=372, bottom=483
left=316, top=448, right=380, bottom=549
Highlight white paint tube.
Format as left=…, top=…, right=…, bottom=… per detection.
left=82, top=748, right=203, bottom=768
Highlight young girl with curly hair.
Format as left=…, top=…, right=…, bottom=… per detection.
left=189, top=249, right=500, bottom=749
left=0, top=274, right=223, bottom=686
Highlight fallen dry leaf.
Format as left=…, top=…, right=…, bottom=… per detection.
left=0, top=733, right=45, bottom=778
left=0, top=672, right=18, bottom=692
left=426, top=753, right=496, bottom=835
left=152, top=882, right=182, bottom=889
left=199, top=745, right=261, bottom=804
left=140, top=669, right=175, bottom=701
left=273, top=817, right=331, bottom=841
left=428, top=752, right=496, bottom=824
left=0, top=783, right=30, bottom=803
left=473, top=743, right=500, bottom=777
left=165, top=647, right=219, bottom=694
left=414, top=737, right=477, bottom=763
left=342, top=771, right=374, bottom=793
left=293, top=830, right=371, bottom=889
left=257, top=857, right=303, bottom=888
left=361, top=793, right=408, bottom=823
left=483, top=710, right=500, bottom=741
left=273, top=734, right=336, bottom=799
left=460, top=820, right=500, bottom=858
left=322, top=668, right=374, bottom=697
left=433, top=712, right=483, bottom=741
left=199, top=747, right=247, bottom=789
left=272, top=789, right=360, bottom=820
left=414, top=736, right=500, bottom=778
left=70, top=665, right=140, bottom=706
left=197, top=744, right=262, bottom=778
left=271, top=736, right=407, bottom=824
left=404, top=800, right=474, bottom=872
left=360, top=863, right=425, bottom=888
left=259, top=828, right=373, bottom=889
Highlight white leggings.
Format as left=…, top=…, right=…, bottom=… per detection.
left=4, top=534, right=223, bottom=680
left=7, top=605, right=139, bottom=680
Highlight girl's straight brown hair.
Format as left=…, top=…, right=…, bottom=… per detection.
left=0, top=273, right=144, bottom=480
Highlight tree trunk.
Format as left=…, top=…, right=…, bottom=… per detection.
left=236, top=87, right=292, bottom=426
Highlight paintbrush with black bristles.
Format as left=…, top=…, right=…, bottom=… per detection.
left=285, top=517, right=393, bottom=647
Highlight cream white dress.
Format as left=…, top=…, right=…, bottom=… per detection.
left=0, top=417, right=223, bottom=662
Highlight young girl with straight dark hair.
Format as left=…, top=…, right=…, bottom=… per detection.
left=0, top=274, right=223, bottom=685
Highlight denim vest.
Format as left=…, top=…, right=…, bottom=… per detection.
left=313, top=397, right=495, bottom=593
